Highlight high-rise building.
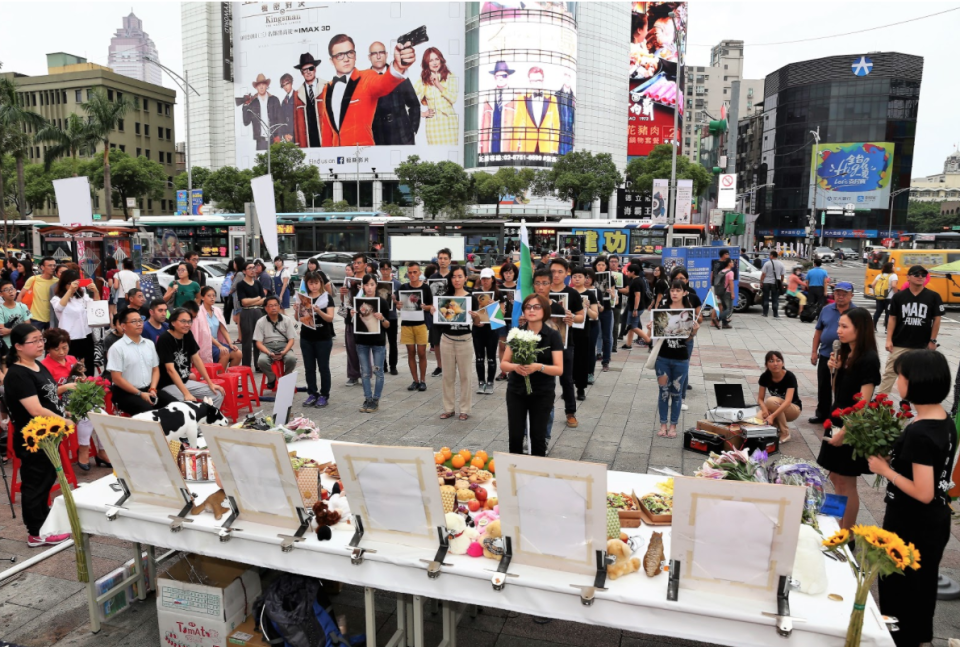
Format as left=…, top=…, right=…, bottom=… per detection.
left=107, top=12, right=162, bottom=86
left=0, top=53, right=178, bottom=220
left=683, top=40, right=763, bottom=164
left=910, top=150, right=960, bottom=202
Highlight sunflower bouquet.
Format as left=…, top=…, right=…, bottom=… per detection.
left=822, top=524, right=919, bottom=647
left=21, top=416, right=87, bottom=582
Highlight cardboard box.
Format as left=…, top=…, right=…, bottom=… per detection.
left=157, top=556, right=261, bottom=647
left=228, top=616, right=270, bottom=647
left=696, top=419, right=744, bottom=450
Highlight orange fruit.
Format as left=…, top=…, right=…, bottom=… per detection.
left=475, top=450, right=488, bottom=463
left=459, top=449, right=472, bottom=462
left=471, top=457, right=485, bottom=469
left=451, top=455, right=465, bottom=469
left=440, top=447, right=453, bottom=460
left=434, top=452, right=445, bottom=464
left=488, top=459, right=495, bottom=474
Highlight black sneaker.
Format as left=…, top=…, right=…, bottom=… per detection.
left=389, top=367, right=399, bottom=376
left=359, top=399, right=371, bottom=413
left=431, top=367, right=443, bottom=377
left=418, top=382, right=427, bottom=392
left=576, top=389, right=586, bottom=401
left=407, top=381, right=420, bottom=391
left=808, top=416, right=825, bottom=424
left=368, top=399, right=379, bottom=412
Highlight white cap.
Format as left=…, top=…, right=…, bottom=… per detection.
left=480, top=268, right=495, bottom=279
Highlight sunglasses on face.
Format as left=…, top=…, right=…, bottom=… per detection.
left=302, top=66, right=316, bottom=72
left=524, top=304, right=543, bottom=311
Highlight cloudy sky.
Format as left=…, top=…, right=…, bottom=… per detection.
left=0, top=1, right=955, bottom=176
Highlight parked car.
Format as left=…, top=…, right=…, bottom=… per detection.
left=834, top=247, right=858, bottom=262
left=813, top=247, right=836, bottom=263
left=297, top=252, right=377, bottom=285
left=150, top=260, right=229, bottom=301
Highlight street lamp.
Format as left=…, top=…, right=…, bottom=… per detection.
left=666, top=11, right=685, bottom=248
left=242, top=108, right=285, bottom=177
left=887, top=187, right=911, bottom=240
left=143, top=56, right=200, bottom=195
left=354, top=143, right=369, bottom=210
left=311, top=194, right=323, bottom=211
left=806, top=127, right=821, bottom=259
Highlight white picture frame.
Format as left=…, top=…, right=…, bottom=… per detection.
left=398, top=289, right=425, bottom=323
left=652, top=308, right=696, bottom=340
left=434, top=295, right=469, bottom=326
left=353, top=297, right=381, bottom=335
left=88, top=413, right=190, bottom=510
left=472, top=291, right=495, bottom=325
left=671, top=476, right=806, bottom=602
left=199, top=425, right=305, bottom=529
left=376, top=281, right=395, bottom=311
left=494, top=452, right=607, bottom=577
left=331, top=442, right=446, bottom=550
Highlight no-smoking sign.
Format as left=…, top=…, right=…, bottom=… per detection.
left=721, top=175, right=734, bottom=187
left=718, top=174, right=737, bottom=209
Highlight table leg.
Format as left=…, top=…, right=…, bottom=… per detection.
left=132, top=543, right=146, bottom=602
left=405, top=595, right=415, bottom=647
left=82, top=533, right=100, bottom=634
left=381, top=591, right=407, bottom=647
left=412, top=595, right=425, bottom=647
left=146, top=545, right=157, bottom=595
left=440, top=602, right=457, bottom=647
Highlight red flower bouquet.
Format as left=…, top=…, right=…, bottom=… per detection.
left=824, top=392, right=909, bottom=488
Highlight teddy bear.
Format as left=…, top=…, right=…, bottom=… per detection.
left=606, top=538, right=641, bottom=580
left=473, top=506, right=499, bottom=536
left=444, top=512, right=479, bottom=555
left=481, top=519, right=506, bottom=561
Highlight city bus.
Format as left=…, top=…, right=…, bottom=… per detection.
left=864, top=248, right=960, bottom=304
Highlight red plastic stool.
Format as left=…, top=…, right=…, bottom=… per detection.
left=204, top=363, right=224, bottom=378
left=212, top=377, right=238, bottom=423
left=226, top=366, right=259, bottom=413
left=7, top=422, right=78, bottom=506
left=259, top=360, right=286, bottom=396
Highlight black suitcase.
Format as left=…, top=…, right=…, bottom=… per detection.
left=743, top=431, right=780, bottom=456
left=683, top=429, right=725, bottom=455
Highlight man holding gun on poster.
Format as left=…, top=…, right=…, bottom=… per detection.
left=318, top=30, right=421, bottom=147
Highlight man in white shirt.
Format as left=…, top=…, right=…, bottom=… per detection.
left=107, top=307, right=178, bottom=415
left=242, top=73, right=281, bottom=150
left=114, top=258, right=140, bottom=312
left=760, top=251, right=786, bottom=318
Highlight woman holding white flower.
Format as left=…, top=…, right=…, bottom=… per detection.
left=501, top=294, right=563, bottom=456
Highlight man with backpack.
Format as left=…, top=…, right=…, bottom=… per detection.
left=760, top=251, right=785, bottom=318
left=713, top=257, right=735, bottom=329
left=709, top=249, right=731, bottom=329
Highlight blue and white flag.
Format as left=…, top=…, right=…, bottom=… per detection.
left=700, top=287, right=718, bottom=315
left=484, top=301, right=506, bottom=329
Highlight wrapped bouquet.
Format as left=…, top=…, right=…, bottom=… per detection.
left=505, top=328, right=547, bottom=395
left=826, top=392, right=909, bottom=487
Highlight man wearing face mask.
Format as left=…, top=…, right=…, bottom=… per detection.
left=369, top=41, right=420, bottom=146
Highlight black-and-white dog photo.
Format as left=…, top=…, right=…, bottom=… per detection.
left=133, top=399, right=229, bottom=448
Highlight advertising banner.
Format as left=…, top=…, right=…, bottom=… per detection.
left=190, top=189, right=203, bottom=216
left=234, top=2, right=464, bottom=173
left=662, top=245, right=740, bottom=305
left=251, top=174, right=279, bottom=259
left=627, top=2, right=686, bottom=157
left=809, top=142, right=894, bottom=209
left=176, top=190, right=188, bottom=215
left=616, top=186, right=652, bottom=219
left=476, top=3, right=577, bottom=168
left=652, top=179, right=669, bottom=223
left=675, top=178, right=693, bottom=224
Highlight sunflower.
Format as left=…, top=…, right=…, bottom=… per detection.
left=886, top=543, right=909, bottom=570
left=906, top=542, right=921, bottom=570
left=823, top=529, right=851, bottom=548
left=21, top=432, right=39, bottom=454
left=869, top=528, right=901, bottom=548
left=850, top=524, right=875, bottom=539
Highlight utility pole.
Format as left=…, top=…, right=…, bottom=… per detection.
left=356, top=143, right=361, bottom=210
left=185, top=69, right=191, bottom=194
left=806, top=127, right=820, bottom=259
left=667, top=11, right=684, bottom=248
left=887, top=188, right=911, bottom=240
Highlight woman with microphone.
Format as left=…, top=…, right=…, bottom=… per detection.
left=817, top=307, right=880, bottom=529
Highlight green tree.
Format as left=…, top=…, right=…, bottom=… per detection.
left=394, top=155, right=430, bottom=213
left=532, top=151, right=622, bottom=217
left=87, top=150, right=165, bottom=218
left=321, top=199, right=352, bottom=212
left=34, top=113, right=97, bottom=173
left=205, top=166, right=255, bottom=213
left=173, top=167, right=212, bottom=194
left=473, top=167, right=535, bottom=218
left=252, top=142, right=324, bottom=212
left=379, top=202, right=407, bottom=217
left=82, top=88, right=132, bottom=219
left=625, top=143, right=713, bottom=200
left=906, top=200, right=954, bottom=233
left=23, top=158, right=86, bottom=214
left=0, top=78, right=46, bottom=218
left=421, top=161, right=472, bottom=220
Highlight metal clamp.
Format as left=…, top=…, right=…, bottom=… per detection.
left=168, top=488, right=197, bottom=532
left=421, top=526, right=451, bottom=579
left=217, top=496, right=241, bottom=542
left=488, top=536, right=514, bottom=591
left=350, top=547, right=376, bottom=565
left=667, top=559, right=681, bottom=601
left=277, top=507, right=314, bottom=552
left=105, top=478, right=132, bottom=521
left=569, top=584, right=606, bottom=606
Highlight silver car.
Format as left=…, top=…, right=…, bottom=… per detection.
left=814, top=247, right=835, bottom=262
left=298, top=252, right=377, bottom=285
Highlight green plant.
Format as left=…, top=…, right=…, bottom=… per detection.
left=63, top=377, right=107, bottom=422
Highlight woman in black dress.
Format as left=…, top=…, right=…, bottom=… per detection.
left=817, top=307, right=879, bottom=529
left=868, top=350, right=954, bottom=647
left=235, top=260, right=268, bottom=367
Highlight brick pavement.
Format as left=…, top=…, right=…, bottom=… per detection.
left=1, top=287, right=959, bottom=646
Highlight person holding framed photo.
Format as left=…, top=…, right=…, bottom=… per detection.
left=351, top=273, right=390, bottom=413
left=650, top=280, right=699, bottom=438
left=438, top=266, right=473, bottom=420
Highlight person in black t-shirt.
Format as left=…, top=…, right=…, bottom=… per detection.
left=2, top=324, right=72, bottom=546
left=156, top=307, right=225, bottom=408
left=548, top=258, right=584, bottom=427
left=501, top=294, right=564, bottom=457
left=756, top=350, right=801, bottom=442
left=880, top=265, right=944, bottom=394
left=622, top=263, right=649, bottom=349
left=570, top=266, right=598, bottom=398
left=299, top=271, right=336, bottom=408
left=235, top=260, right=268, bottom=367
left=399, top=263, right=435, bottom=390
left=867, top=350, right=954, bottom=647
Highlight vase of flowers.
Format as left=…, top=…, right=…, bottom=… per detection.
left=825, top=392, right=909, bottom=488
left=505, top=328, right=546, bottom=395
left=822, top=524, right=919, bottom=647
left=20, top=416, right=86, bottom=582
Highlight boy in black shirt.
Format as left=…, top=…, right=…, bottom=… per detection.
left=548, top=259, right=584, bottom=427
left=156, top=306, right=225, bottom=408
left=879, top=265, right=944, bottom=393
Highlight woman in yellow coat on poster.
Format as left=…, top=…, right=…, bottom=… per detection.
left=414, top=47, right=459, bottom=146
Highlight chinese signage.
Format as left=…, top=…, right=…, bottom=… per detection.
left=652, top=179, right=669, bottom=223
left=570, top=228, right=630, bottom=255
left=191, top=189, right=203, bottom=216
left=809, top=142, right=894, bottom=209
left=822, top=229, right=878, bottom=238
left=615, top=187, right=652, bottom=219
left=676, top=179, right=693, bottom=224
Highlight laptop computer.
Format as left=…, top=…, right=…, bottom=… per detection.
left=714, top=384, right=749, bottom=409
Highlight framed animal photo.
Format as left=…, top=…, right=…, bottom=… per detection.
left=376, top=281, right=395, bottom=311
left=427, top=278, right=448, bottom=299
left=434, top=296, right=469, bottom=325
left=353, top=297, right=381, bottom=335
left=472, top=291, right=495, bottom=325
left=652, top=308, right=696, bottom=340
left=399, top=290, right=425, bottom=323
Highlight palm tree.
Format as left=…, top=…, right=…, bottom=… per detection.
left=82, top=88, right=130, bottom=219
left=35, top=113, right=96, bottom=174
left=0, top=78, right=46, bottom=218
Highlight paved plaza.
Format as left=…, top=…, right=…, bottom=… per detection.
left=1, top=262, right=960, bottom=646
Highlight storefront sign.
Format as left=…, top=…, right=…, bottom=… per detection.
left=822, top=229, right=878, bottom=238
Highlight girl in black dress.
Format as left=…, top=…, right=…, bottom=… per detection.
left=817, top=307, right=880, bottom=529
left=868, top=350, right=954, bottom=647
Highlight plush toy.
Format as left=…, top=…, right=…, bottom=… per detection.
left=606, top=538, right=641, bottom=580
left=481, top=519, right=506, bottom=561
left=327, top=493, right=351, bottom=519
left=313, top=500, right=342, bottom=541
left=466, top=541, right=484, bottom=557
left=444, top=512, right=479, bottom=555
left=473, top=507, right=499, bottom=535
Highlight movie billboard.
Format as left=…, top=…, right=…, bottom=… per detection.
left=808, top=142, right=895, bottom=209
left=476, top=2, right=577, bottom=168
left=234, top=2, right=464, bottom=173
left=628, top=2, right=686, bottom=157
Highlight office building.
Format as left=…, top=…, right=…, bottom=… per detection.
left=107, top=12, right=163, bottom=86
left=910, top=150, right=960, bottom=201
left=0, top=53, right=178, bottom=220
left=756, top=52, right=922, bottom=244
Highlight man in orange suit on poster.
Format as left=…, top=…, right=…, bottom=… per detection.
left=317, top=34, right=418, bottom=147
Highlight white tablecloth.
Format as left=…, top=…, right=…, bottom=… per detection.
left=42, top=439, right=894, bottom=647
